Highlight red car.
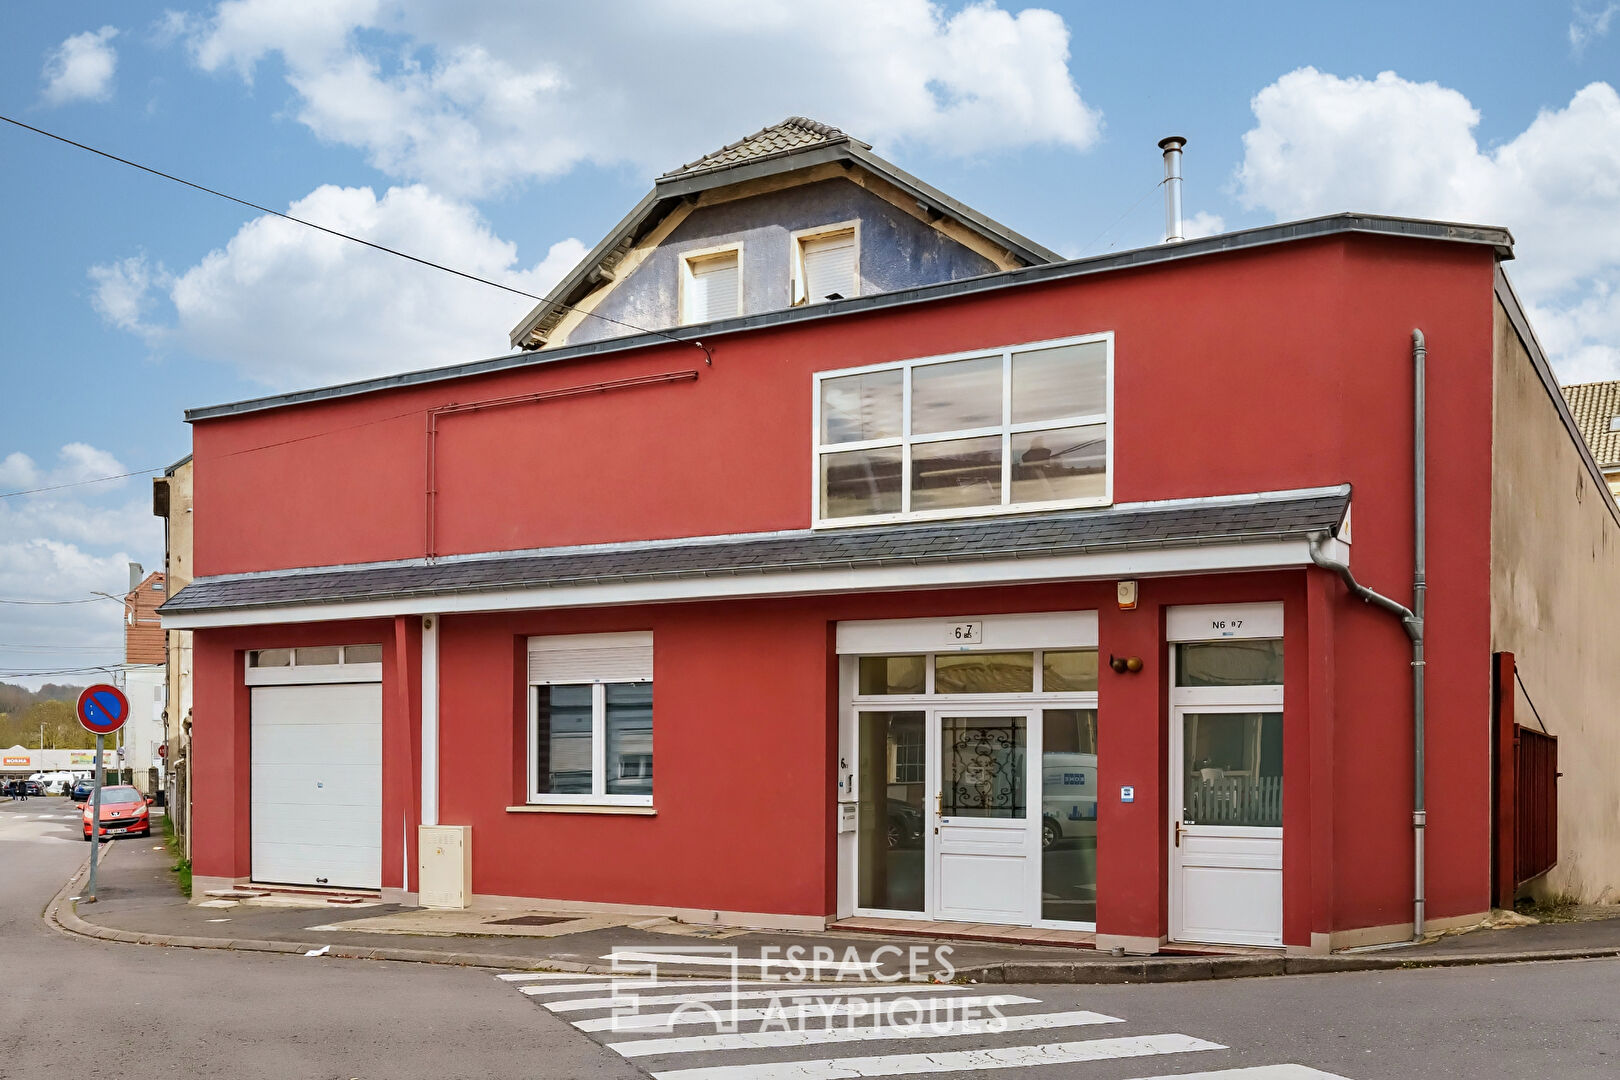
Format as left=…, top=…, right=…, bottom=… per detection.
left=82, top=786, right=153, bottom=841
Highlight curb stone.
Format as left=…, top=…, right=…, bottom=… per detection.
left=44, top=852, right=1620, bottom=982
left=957, top=945, right=1620, bottom=984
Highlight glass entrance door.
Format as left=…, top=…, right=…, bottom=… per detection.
left=1170, top=706, right=1284, bottom=946
left=933, top=712, right=1035, bottom=923
left=855, top=711, right=926, bottom=912
left=1040, top=708, right=1098, bottom=925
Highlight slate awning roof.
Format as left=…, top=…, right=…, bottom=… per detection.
left=162, top=487, right=1350, bottom=616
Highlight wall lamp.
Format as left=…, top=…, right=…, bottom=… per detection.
left=1109, top=654, right=1144, bottom=674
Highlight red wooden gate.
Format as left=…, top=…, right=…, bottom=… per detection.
left=1493, top=653, right=1559, bottom=905
left=1514, top=725, right=1558, bottom=886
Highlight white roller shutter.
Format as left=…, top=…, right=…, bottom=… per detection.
left=528, top=631, right=653, bottom=684
left=684, top=251, right=740, bottom=323
left=801, top=230, right=856, bottom=304
left=250, top=681, right=381, bottom=889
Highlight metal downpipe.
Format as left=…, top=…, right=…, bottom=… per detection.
left=1411, top=328, right=1427, bottom=943
left=1307, top=327, right=1428, bottom=944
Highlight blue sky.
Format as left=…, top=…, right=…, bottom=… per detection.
left=2, top=1, right=1618, bottom=686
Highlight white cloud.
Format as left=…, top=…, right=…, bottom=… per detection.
left=0, top=443, right=162, bottom=689
left=41, top=26, right=120, bottom=105
left=93, top=183, right=586, bottom=388
left=1571, top=3, right=1619, bottom=56
left=89, top=256, right=170, bottom=336
left=176, top=0, right=1101, bottom=198
left=1182, top=211, right=1225, bottom=240
left=1234, top=68, right=1620, bottom=381
left=0, top=444, right=132, bottom=497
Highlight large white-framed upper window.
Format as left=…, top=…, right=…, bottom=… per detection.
left=792, top=221, right=859, bottom=306
left=680, top=244, right=742, bottom=325
left=812, top=332, right=1113, bottom=527
left=527, top=632, right=653, bottom=806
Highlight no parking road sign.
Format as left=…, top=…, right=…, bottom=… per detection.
left=76, top=684, right=129, bottom=736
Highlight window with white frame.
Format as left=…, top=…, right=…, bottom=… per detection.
left=814, top=333, right=1111, bottom=524
left=681, top=247, right=741, bottom=324
left=793, top=224, right=857, bottom=305
left=528, top=632, right=653, bottom=805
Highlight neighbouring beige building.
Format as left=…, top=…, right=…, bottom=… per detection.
left=1497, top=301, right=1620, bottom=904
left=153, top=454, right=194, bottom=856
left=1561, top=378, right=1620, bottom=500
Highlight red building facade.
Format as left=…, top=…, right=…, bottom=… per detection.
left=166, top=216, right=1542, bottom=954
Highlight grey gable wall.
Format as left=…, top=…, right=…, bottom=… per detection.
left=560, top=177, right=999, bottom=346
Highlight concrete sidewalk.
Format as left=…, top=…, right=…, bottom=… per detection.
left=49, top=836, right=1620, bottom=984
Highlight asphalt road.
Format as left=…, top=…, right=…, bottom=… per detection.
left=3, top=797, right=1619, bottom=1079
left=0, top=798, right=639, bottom=1080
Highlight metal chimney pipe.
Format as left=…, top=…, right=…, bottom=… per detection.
left=1159, top=136, right=1186, bottom=242
left=127, top=562, right=143, bottom=592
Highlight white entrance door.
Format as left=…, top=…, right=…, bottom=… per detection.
left=1170, top=705, right=1283, bottom=946
left=251, top=682, right=382, bottom=889
left=932, top=711, right=1035, bottom=923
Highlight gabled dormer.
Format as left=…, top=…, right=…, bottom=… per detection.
left=509, top=117, right=1060, bottom=350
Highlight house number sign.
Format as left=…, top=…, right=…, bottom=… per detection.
left=947, top=621, right=982, bottom=645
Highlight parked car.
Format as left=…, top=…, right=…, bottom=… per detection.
left=1041, top=752, right=1098, bottom=849
left=70, top=779, right=95, bottom=802
left=886, top=798, right=924, bottom=849
left=82, top=786, right=153, bottom=841
left=23, top=781, right=43, bottom=797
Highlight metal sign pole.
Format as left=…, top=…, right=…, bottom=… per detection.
left=86, top=733, right=105, bottom=901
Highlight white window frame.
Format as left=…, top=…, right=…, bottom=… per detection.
left=790, top=220, right=860, bottom=306
left=243, top=644, right=383, bottom=686
left=810, top=331, right=1114, bottom=529
left=679, top=242, right=743, bottom=326
left=527, top=635, right=654, bottom=808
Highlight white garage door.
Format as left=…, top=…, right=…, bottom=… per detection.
left=251, top=682, right=382, bottom=889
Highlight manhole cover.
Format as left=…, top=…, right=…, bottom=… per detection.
left=489, top=915, right=572, bottom=927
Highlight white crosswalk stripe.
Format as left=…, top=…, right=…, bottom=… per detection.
left=495, top=970, right=1357, bottom=1080
left=607, top=1008, right=1124, bottom=1058
left=576, top=994, right=1038, bottom=1033
left=603, top=951, right=882, bottom=976
left=644, top=1034, right=1224, bottom=1080
left=519, top=979, right=785, bottom=996
left=546, top=984, right=966, bottom=1013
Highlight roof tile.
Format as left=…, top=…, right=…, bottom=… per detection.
left=1562, top=380, right=1620, bottom=469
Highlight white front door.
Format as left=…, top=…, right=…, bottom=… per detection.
left=251, top=682, right=382, bottom=889
left=932, top=711, right=1036, bottom=923
left=1169, top=705, right=1284, bottom=947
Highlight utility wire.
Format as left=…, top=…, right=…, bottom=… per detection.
left=0, top=116, right=723, bottom=504
left=0, top=114, right=714, bottom=355
left=1077, top=178, right=1168, bottom=258
left=0, top=468, right=162, bottom=499
left=0, top=595, right=124, bottom=606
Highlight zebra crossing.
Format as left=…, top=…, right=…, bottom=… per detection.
left=496, top=971, right=1357, bottom=1080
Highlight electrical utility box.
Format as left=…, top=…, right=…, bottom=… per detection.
left=418, top=825, right=472, bottom=909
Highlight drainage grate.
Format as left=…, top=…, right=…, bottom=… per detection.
left=488, top=915, right=573, bottom=927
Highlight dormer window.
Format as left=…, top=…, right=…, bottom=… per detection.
left=680, top=245, right=741, bottom=325
left=792, top=223, right=858, bottom=306
left=1608, top=415, right=1620, bottom=432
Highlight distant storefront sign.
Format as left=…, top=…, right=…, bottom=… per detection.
left=3, top=755, right=31, bottom=767
left=70, top=751, right=94, bottom=766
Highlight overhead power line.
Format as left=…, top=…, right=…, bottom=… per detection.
left=0, top=595, right=125, bottom=606
left=0, top=114, right=712, bottom=359
left=0, top=114, right=720, bottom=505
